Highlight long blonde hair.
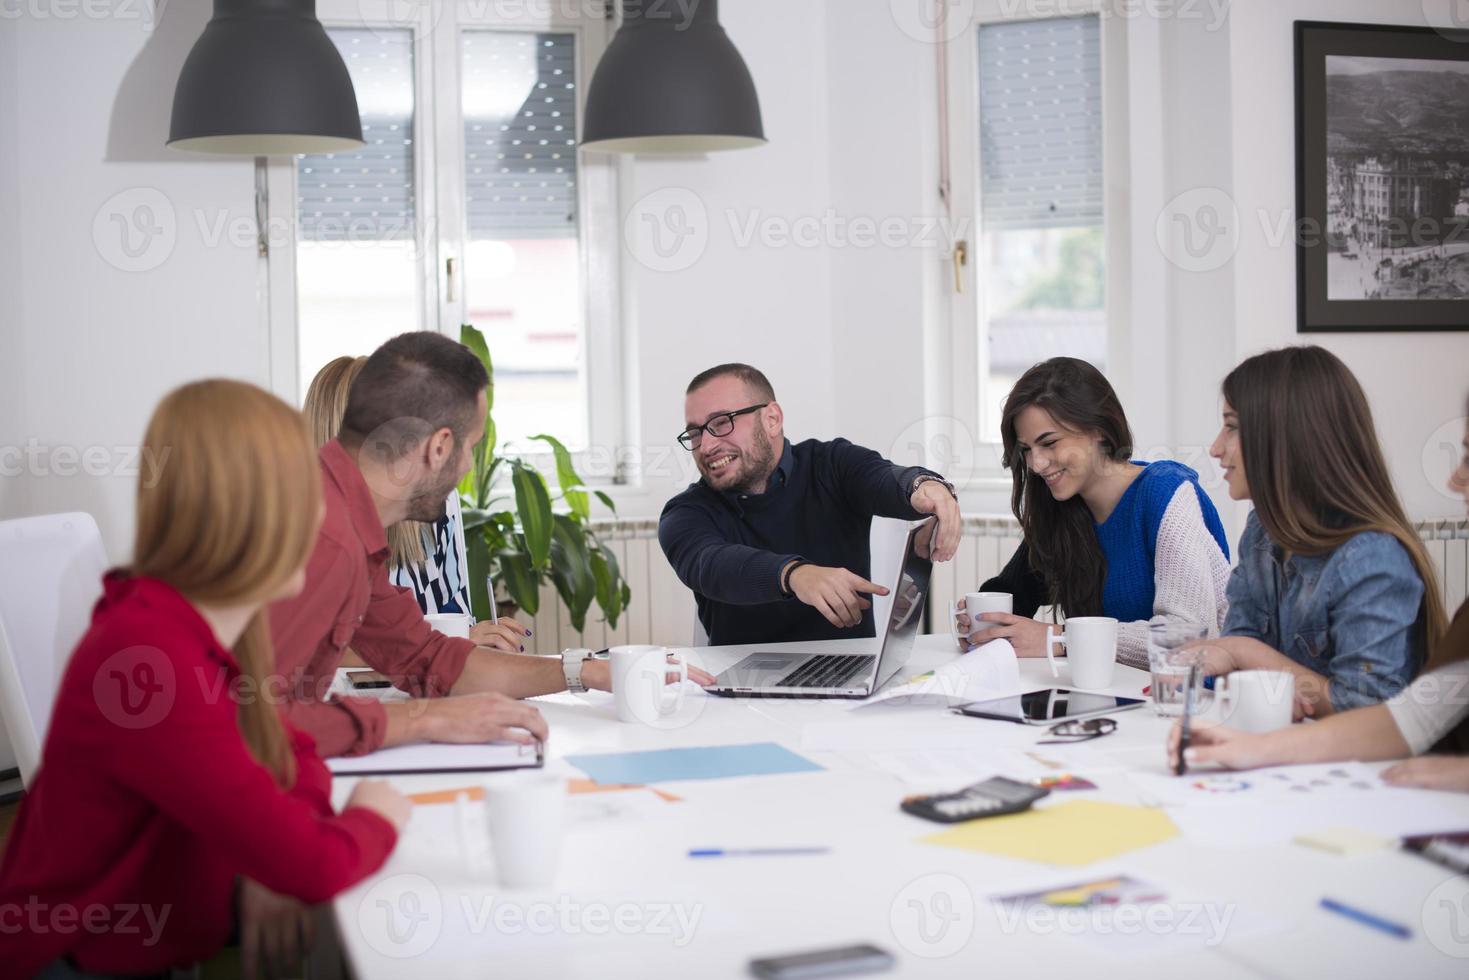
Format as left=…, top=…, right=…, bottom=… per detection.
left=132, top=380, right=320, bottom=786
left=1223, top=346, right=1448, bottom=661
left=302, top=355, right=426, bottom=567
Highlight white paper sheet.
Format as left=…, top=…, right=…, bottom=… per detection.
left=1129, top=762, right=1389, bottom=808
left=1164, top=792, right=1467, bottom=847
left=855, top=639, right=1021, bottom=710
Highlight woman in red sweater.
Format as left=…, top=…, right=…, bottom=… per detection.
left=0, top=380, right=411, bottom=978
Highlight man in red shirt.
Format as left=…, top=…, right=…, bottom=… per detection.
left=270, top=332, right=711, bottom=756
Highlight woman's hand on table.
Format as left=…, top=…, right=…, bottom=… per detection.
left=1165, top=720, right=1275, bottom=772
left=962, top=613, right=1050, bottom=658
left=1382, top=755, right=1469, bottom=793
left=471, top=616, right=533, bottom=654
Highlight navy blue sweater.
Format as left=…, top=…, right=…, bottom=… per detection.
left=658, top=438, right=936, bottom=646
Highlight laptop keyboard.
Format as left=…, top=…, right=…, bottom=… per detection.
left=775, top=654, right=875, bottom=689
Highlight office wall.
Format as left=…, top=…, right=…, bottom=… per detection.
left=1224, top=0, right=1469, bottom=522
left=4, top=0, right=1468, bottom=569
left=0, top=7, right=262, bottom=564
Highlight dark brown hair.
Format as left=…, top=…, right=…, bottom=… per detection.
left=1000, top=357, right=1133, bottom=617
left=1222, top=345, right=1445, bottom=658
left=686, top=363, right=776, bottom=402
left=340, top=331, right=489, bottom=460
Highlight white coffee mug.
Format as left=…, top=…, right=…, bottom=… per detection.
left=950, top=592, right=1013, bottom=648
left=484, top=772, right=565, bottom=888
left=609, top=645, right=687, bottom=724
left=425, top=612, right=472, bottom=639
left=1045, top=617, right=1118, bottom=690
left=1218, top=670, right=1294, bottom=733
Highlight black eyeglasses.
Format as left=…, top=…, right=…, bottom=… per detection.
left=677, top=403, right=769, bottom=451
left=1037, top=717, right=1117, bottom=745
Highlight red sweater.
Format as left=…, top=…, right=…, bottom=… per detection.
left=0, top=575, right=397, bottom=976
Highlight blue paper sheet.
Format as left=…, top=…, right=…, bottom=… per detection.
left=565, top=742, right=824, bottom=785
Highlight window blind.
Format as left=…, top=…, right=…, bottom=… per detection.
left=978, top=15, right=1103, bottom=231
left=298, top=29, right=416, bottom=243
left=463, top=32, right=578, bottom=241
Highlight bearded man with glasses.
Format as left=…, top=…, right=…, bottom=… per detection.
left=658, top=363, right=962, bottom=646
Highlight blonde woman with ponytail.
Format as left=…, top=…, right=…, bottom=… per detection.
left=1199, top=346, right=1447, bottom=718
left=0, top=380, right=409, bottom=979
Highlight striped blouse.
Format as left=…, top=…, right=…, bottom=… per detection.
left=389, top=493, right=474, bottom=618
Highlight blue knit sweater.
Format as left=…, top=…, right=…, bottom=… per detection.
left=1096, top=461, right=1229, bottom=622
left=983, top=460, right=1230, bottom=622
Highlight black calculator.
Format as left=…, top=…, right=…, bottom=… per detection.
left=899, top=776, right=1050, bottom=824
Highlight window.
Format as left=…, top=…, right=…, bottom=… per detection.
left=267, top=3, right=618, bottom=462
left=461, top=31, right=585, bottom=448
left=976, top=15, right=1105, bottom=438
left=295, top=28, right=420, bottom=397
left=943, top=8, right=1123, bottom=465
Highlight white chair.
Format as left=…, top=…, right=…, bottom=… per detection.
left=0, top=512, right=109, bottom=786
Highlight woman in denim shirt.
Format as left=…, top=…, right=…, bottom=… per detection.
left=1168, top=404, right=1469, bottom=794
left=1204, top=346, right=1447, bottom=715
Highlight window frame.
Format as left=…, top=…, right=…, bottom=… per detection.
left=941, top=0, right=1131, bottom=491
left=264, top=0, right=626, bottom=482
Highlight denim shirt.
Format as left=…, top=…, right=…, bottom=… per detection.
left=1222, top=511, right=1426, bottom=711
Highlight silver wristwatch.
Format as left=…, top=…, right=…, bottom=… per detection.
left=911, top=474, right=958, bottom=500
left=561, top=648, right=593, bottom=694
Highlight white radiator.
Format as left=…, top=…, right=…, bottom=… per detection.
left=520, top=517, right=1469, bottom=653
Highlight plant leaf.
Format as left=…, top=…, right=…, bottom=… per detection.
left=464, top=527, right=494, bottom=622
left=531, top=433, right=590, bottom=521
left=496, top=549, right=540, bottom=617
left=594, top=490, right=618, bottom=515
left=548, top=514, right=594, bottom=633
left=590, top=543, right=624, bottom=630
left=459, top=323, right=495, bottom=414
left=512, top=462, right=553, bottom=569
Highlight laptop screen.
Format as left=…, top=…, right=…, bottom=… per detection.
left=870, top=517, right=935, bottom=679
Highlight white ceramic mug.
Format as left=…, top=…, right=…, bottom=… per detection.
left=950, top=592, right=1013, bottom=648
left=483, top=772, right=566, bottom=888
left=609, top=645, right=687, bottom=724
left=1045, top=617, right=1118, bottom=690
left=425, top=612, right=472, bottom=639
left=1218, top=670, right=1294, bottom=733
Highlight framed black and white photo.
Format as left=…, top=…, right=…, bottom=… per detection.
left=1296, top=21, right=1469, bottom=332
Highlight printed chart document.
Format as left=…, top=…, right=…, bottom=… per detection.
left=327, top=740, right=542, bottom=776
left=855, top=638, right=1021, bottom=710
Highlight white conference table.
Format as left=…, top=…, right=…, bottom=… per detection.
left=330, top=636, right=1469, bottom=979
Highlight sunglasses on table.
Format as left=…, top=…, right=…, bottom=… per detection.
left=677, top=403, right=770, bottom=451
left=1036, top=717, right=1117, bottom=745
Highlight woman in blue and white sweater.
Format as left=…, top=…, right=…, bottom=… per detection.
left=960, top=357, right=1231, bottom=670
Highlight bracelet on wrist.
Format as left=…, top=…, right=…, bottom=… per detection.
left=781, top=559, right=810, bottom=597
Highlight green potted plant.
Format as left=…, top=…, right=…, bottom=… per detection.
left=457, top=324, right=631, bottom=634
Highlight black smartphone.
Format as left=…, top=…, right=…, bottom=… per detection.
left=347, top=670, right=392, bottom=691
left=750, top=944, right=895, bottom=980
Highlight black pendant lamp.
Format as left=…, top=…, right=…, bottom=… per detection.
left=582, top=0, right=765, bottom=153
left=168, top=0, right=363, bottom=155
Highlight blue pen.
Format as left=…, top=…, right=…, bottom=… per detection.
left=1319, top=898, right=1412, bottom=940
left=689, top=848, right=830, bottom=858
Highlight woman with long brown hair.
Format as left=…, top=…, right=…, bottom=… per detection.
left=962, top=357, right=1232, bottom=668
left=0, top=380, right=410, bottom=978
left=1170, top=393, right=1469, bottom=791
left=1202, top=345, right=1447, bottom=717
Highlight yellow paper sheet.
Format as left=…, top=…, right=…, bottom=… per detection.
left=921, top=800, right=1179, bottom=866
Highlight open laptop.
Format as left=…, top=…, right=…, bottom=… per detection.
left=707, top=517, right=936, bottom=699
